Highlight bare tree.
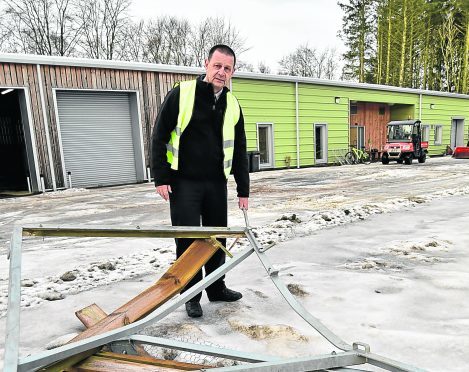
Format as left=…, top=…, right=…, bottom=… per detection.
left=143, top=16, right=193, bottom=65
left=279, top=44, right=339, bottom=79
left=323, top=48, right=339, bottom=79
left=236, top=60, right=254, bottom=72
left=190, top=17, right=249, bottom=66
left=118, top=19, right=145, bottom=61
left=77, top=0, right=131, bottom=60
left=1, top=0, right=82, bottom=56
left=258, top=61, right=271, bottom=74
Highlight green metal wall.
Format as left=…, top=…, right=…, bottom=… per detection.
left=420, top=95, right=469, bottom=156
left=233, top=76, right=468, bottom=167
left=232, top=79, right=296, bottom=168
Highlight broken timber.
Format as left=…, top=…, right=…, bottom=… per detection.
left=4, top=224, right=428, bottom=372
left=43, top=238, right=221, bottom=370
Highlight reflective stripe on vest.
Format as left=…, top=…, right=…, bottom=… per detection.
left=166, top=79, right=240, bottom=178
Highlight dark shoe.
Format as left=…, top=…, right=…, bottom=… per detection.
left=185, top=302, right=203, bottom=318
left=208, top=287, right=242, bottom=302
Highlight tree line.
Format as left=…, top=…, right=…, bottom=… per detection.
left=0, top=0, right=340, bottom=79
left=339, top=0, right=469, bottom=94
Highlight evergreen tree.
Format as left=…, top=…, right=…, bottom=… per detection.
left=338, top=0, right=376, bottom=82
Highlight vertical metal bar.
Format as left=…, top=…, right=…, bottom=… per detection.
left=146, top=167, right=151, bottom=182
left=26, top=176, right=31, bottom=193
left=4, top=226, right=23, bottom=372
left=419, top=94, right=422, bottom=121
left=36, top=64, right=57, bottom=191
left=295, top=81, right=300, bottom=168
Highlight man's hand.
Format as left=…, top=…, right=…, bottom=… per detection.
left=238, top=197, right=248, bottom=210
left=156, top=185, right=172, bottom=201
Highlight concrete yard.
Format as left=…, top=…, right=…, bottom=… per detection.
left=1, top=156, right=468, bottom=371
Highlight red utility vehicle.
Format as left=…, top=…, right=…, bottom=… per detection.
left=381, top=120, right=428, bottom=165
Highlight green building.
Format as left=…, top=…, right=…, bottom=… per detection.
left=0, top=53, right=468, bottom=192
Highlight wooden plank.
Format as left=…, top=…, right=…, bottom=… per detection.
left=69, top=239, right=219, bottom=343
left=44, top=239, right=220, bottom=370
left=96, top=351, right=209, bottom=370
left=75, top=302, right=152, bottom=358
left=76, top=304, right=108, bottom=328
left=74, top=355, right=176, bottom=371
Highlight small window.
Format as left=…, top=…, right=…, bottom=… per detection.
left=421, top=125, right=430, bottom=142
left=350, top=104, right=358, bottom=115
left=379, top=106, right=385, bottom=115
left=434, top=125, right=443, bottom=145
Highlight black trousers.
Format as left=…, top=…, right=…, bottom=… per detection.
left=169, top=178, right=227, bottom=302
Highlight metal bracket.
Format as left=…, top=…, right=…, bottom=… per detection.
left=207, top=237, right=233, bottom=258
left=108, top=340, right=139, bottom=355
left=353, top=341, right=371, bottom=353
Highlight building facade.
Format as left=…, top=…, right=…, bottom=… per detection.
left=1, top=54, right=468, bottom=193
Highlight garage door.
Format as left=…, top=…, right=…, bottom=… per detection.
left=56, top=91, right=138, bottom=188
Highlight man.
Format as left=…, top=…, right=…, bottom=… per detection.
left=151, top=44, right=249, bottom=318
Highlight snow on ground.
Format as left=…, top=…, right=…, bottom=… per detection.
left=0, top=157, right=469, bottom=370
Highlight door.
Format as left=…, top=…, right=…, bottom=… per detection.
left=56, top=91, right=140, bottom=188
left=350, top=125, right=365, bottom=149
left=257, top=123, right=274, bottom=168
left=451, top=118, right=465, bottom=148
left=0, top=89, right=37, bottom=193
left=314, top=123, right=328, bottom=164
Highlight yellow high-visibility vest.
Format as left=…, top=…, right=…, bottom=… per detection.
left=166, top=79, right=241, bottom=178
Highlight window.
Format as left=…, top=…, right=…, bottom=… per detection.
left=379, top=106, right=385, bottom=115
left=350, top=104, right=358, bottom=115
left=257, top=123, right=274, bottom=167
left=421, top=125, right=430, bottom=142
left=434, top=125, right=443, bottom=145
left=314, top=123, right=328, bottom=164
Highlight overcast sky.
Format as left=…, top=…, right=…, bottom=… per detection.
left=129, top=0, right=345, bottom=73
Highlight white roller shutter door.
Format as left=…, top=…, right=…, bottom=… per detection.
left=56, top=91, right=138, bottom=188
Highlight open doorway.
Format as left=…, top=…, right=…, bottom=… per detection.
left=0, top=88, right=37, bottom=195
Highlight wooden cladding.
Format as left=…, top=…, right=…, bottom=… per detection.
left=350, top=102, right=391, bottom=151
left=0, top=62, right=196, bottom=188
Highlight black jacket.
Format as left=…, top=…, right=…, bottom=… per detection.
left=151, top=75, right=249, bottom=197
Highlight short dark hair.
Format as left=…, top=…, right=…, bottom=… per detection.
left=208, top=44, right=236, bottom=67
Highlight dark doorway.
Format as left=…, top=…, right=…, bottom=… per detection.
left=0, top=89, right=29, bottom=192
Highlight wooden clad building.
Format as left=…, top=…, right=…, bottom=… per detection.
left=0, top=55, right=197, bottom=192
left=1, top=53, right=468, bottom=193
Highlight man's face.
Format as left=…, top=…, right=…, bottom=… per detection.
left=204, top=50, right=235, bottom=92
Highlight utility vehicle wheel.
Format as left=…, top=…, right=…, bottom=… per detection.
left=397, top=159, right=403, bottom=164
left=381, top=155, right=390, bottom=164
left=404, top=156, right=413, bottom=165
left=418, top=153, right=426, bottom=163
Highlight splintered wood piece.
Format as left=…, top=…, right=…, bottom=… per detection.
left=44, top=239, right=220, bottom=371
left=76, top=303, right=151, bottom=358
left=73, top=355, right=175, bottom=371
left=93, top=351, right=209, bottom=370
left=75, top=303, right=107, bottom=329
left=69, top=239, right=219, bottom=342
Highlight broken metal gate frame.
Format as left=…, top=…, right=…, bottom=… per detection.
left=4, top=223, right=427, bottom=372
